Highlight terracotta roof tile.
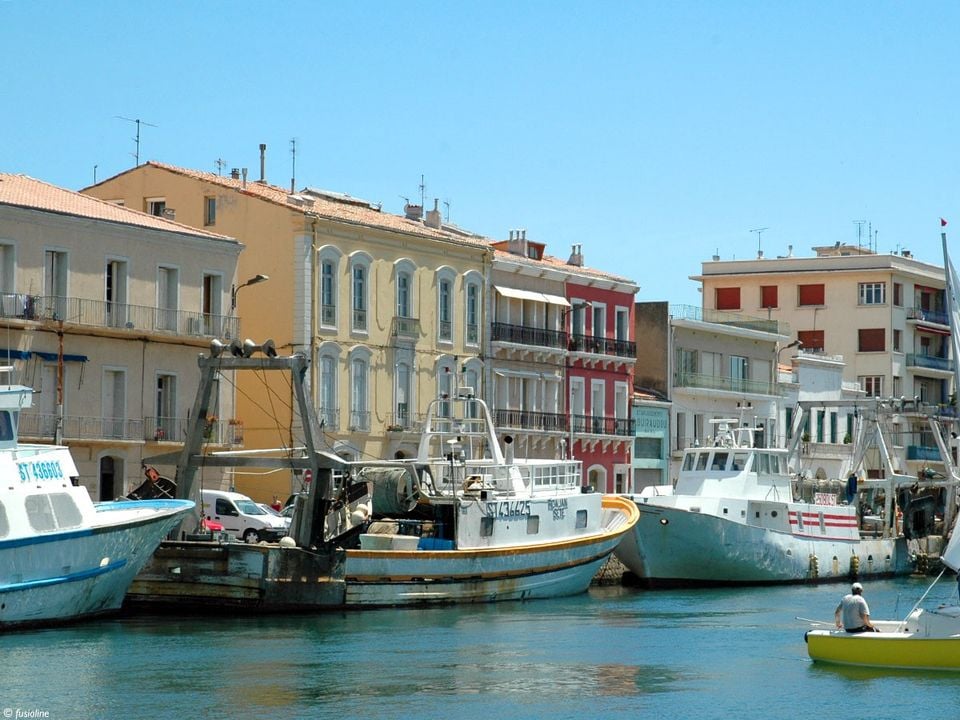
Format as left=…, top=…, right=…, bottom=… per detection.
left=0, top=173, right=235, bottom=241
left=491, top=247, right=638, bottom=287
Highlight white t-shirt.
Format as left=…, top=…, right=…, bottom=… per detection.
left=837, top=593, right=870, bottom=629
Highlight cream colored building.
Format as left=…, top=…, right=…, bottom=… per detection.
left=696, top=244, right=952, bottom=472
left=85, top=161, right=491, bottom=501
left=0, top=173, right=241, bottom=499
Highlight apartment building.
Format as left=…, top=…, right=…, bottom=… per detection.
left=0, top=173, right=240, bottom=498
left=85, top=159, right=491, bottom=500
left=697, top=244, right=952, bottom=471
left=489, top=233, right=638, bottom=492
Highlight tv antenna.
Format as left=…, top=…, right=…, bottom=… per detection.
left=419, top=174, right=426, bottom=210
left=115, top=116, right=157, bottom=166
left=290, top=138, right=297, bottom=193
left=750, top=227, right=768, bottom=256
left=215, top=158, right=227, bottom=176
left=443, top=199, right=451, bottom=222
left=853, top=220, right=865, bottom=248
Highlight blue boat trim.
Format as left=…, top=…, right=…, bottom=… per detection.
left=0, top=557, right=127, bottom=594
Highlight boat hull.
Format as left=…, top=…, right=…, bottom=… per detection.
left=344, top=495, right=638, bottom=606
left=0, top=499, right=193, bottom=629
left=806, top=628, right=960, bottom=671
left=615, top=501, right=909, bottom=587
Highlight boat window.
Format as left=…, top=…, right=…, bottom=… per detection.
left=756, top=454, right=769, bottom=474
left=731, top=452, right=749, bottom=471
left=769, top=455, right=781, bottom=473
left=25, top=494, right=57, bottom=533
left=695, top=453, right=709, bottom=471
left=0, top=501, right=7, bottom=537
left=0, top=411, right=12, bottom=442
left=527, top=515, right=540, bottom=534
left=682, top=454, right=695, bottom=471
left=711, top=452, right=729, bottom=471
left=480, top=516, right=494, bottom=537
left=49, top=493, right=82, bottom=529
left=575, top=509, right=588, bottom=529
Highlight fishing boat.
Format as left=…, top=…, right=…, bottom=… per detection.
left=615, top=404, right=954, bottom=588
left=127, top=348, right=637, bottom=610
left=0, top=373, right=194, bottom=629
left=340, top=387, right=640, bottom=605
left=803, top=226, right=960, bottom=670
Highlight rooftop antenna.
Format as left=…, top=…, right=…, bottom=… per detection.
left=443, top=199, right=451, bottom=222
left=215, top=158, right=227, bottom=176
left=93, top=164, right=98, bottom=184
left=290, top=138, right=297, bottom=193
left=853, top=220, right=865, bottom=249
left=750, top=227, right=768, bottom=257
left=419, top=174, right=426, bottom=211
left=115, top=116, right=157, bottom=166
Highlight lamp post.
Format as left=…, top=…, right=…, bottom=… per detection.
left=775, top=339, right=803, bottom=446
left=231, top=273, right=269, bottom=310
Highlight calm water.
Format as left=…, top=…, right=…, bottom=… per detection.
left=2, top=576, right=960, bottom=720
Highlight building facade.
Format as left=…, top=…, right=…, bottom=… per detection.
left=0, top=173, right=241, bottom=499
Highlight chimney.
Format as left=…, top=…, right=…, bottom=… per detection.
left=757, top=249, right=764, bottom=259
left=567, top=243, right=584, bottom=267
left=787, top=244, right=794, bottom=257
left=230, top=168, right=240, bottom=180
left=404, top=202, right=423, bottom=220
left=257, top=144, right=267, bottom=183
left=508, top=229, right=526, bottom=256
left=241, top=168, right=248, bottom=189
left=425, top=198, right=442, bottom=229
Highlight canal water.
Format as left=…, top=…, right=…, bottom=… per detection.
left=2, top=575, right=959, bottom=719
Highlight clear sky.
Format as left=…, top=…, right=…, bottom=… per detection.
left=3, top=1, right=960, bottom=305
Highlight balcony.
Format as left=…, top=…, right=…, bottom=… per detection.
left=20, top=411, right=144, bottom=441
left=491, top=322, right=566, bottom=349
left=0, top=293, right=239, bottom=339
left=392, top=316, right=420, bottom=339
left=494, top=409, right=567, bottom=432
left=907, top=307, right=950, bottom=327
left=318, top=406, right=339, bottom=432
left=905, top=353, right=954, bottom=373
left=907, top=445, right=942, bottom=461
left=674, top=371, right=777, bottom=396
left=671, top=303, right=787, bottom=336
left=439, top=320, right=452, bottom=342
left=466, top=323, right=479, bottom=344
left=568, top=333, right=636, bottom=358
left=353, top=309, right=367, bottom=331
left=571, top=414, right=635, bottom=436
left=349, top=410, right=371, bottom=431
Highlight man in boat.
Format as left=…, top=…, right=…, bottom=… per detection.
left=834, top=582, right=879, bottom=633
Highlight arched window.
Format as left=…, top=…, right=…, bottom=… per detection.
left=436, top=356, right=456, bottom=417
left=318, top=342, right=341, bottom=430
left=349, top=251, right=371, bottom=333
left=462, top=358, right=483, bottom=418
left=587, top=465, right=607, bottom=493
left=349, top=347, right=372, bottom=431
left=317, top=246, right=343, bottom=329
left=395, top=361, right=412, bottom=428
left=436, top=266, right=456, bottom=344
left=464, top=271, right=482, bottom=347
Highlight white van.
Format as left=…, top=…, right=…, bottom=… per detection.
left=201, top=489, right=289, bottom=543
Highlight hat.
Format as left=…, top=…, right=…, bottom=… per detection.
left=851, top=582, right=863, bottom=593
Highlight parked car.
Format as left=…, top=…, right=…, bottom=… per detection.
left=201, top=489, right=288, bottom=543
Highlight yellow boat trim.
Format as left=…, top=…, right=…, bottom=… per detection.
left=807, top=632, right=960, bottom=671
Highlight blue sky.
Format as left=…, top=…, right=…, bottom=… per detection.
left=3, top=1, right=960, bottom=305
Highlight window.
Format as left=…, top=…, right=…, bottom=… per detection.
left=437, top=360, right=455, bottom=417
left=321, top=260, right=336, bottom=327
left=760, top=285, right=778, bottom=309
left=352, top=264, right=367, bottom=331
left=634, top=436, right=662, bottom=459
left=465, top=279, right=480, bottom=345
left=592, top=304, right=606, bottom=338
left=860, top=376, right=883, bottom=397
left=893, top=282, right=903, bottom=306
left=480, top=516, right=494, bottom=537
left=156, top=373, right=177, bottom=439
left=25, top=494, right=57, bottom=532
left=859, top=282, right=886, bottom=305
left=797, top=330, right=824, bottom=352
left=350, top=352, right=370, bottom=431
left=716, top=287, right=740, bottom=311
left=45, top=249, right=68, bottom=319
left=319, top=348, right=339, bottom=430
left=395, top=361, right=411, bottom=428
left=105, top=259, right=128, bottom=328
left=0, top=500, right=7, bottom=538
left=202, top=273, right=222, bottom=335
left=798, top=284, right=825, bottom=306
left=50, top=493, right=82, bottom=528
left=204, top=196, right=216, bottom=226
left=157, top=266, right=179, bottom=332
left=438, top=278, right=452, bottom=341
left=102, top=368, right=126, bottom=439
left=526, top=516, right=540, bottom=535
left=701, top=351, right=722, bottom=377
left=615, top=307, right=629, bottom=341
left=711, top=452, right=729, bottom=470
left=575, top=509, right=588, bottom=529
left=145, top=198, right=166, bottom=216
left=730, top=355, right=748, bottom=381
left=858, top=328, right=885, bottom=352
left=893, top=329, right=902, bottom=352
left=397, top=270, right=412, bottom=318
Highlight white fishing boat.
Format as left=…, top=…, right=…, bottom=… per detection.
left=341, top=387, right=640, bottom=605
left=0, top=374, right=194, bottom=629
left=615, top=408, right=952, bottom=587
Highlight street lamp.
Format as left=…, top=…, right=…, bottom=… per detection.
left=231, top=273, right=269, bottom=310
left=777, top=339, right=803, bottom=367
left=775, top=339, right=802, bottom=446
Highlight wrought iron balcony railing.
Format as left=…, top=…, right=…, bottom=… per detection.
left=570, top=414, right=635, bottom=436
left=494, top=409, right=567, bottom=432
left=392, top=316, right=420, bottom=339
left=491, top=322, right=567, bottom=349
left=568, top=333, right=637, bottom=358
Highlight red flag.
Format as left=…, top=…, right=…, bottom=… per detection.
left=942, top=218, right=948, bottom=227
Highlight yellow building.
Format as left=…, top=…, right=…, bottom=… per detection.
left=85, top=161, right=491, bottom=501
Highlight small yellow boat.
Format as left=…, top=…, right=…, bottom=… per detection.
left=805, top=607, right=960, bottom=671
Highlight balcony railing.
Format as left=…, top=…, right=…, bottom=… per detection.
left=21, top=411, right=144, bottom=441
left=907, top=445, right=942, bottom=461
left=318, top=406, right=339, bottom=431
left=907, top=307, right=950, bottom=327
left=568, top=333, right=637, bottom=358
left=491, top=322, right=567, bottom=349
left=392, top=316, right=420, bottom=339
left=571, top=414, right=635, bottom=436
left=321, top=304, right=336, bottom=325
left=0, top=293, right=239, bottom=339
left=439, top=320, right=452, bottom=341
left=905, top=354, right=954, bottom=372
left=674, top=371, right=777, bottom=396
left=494, top=409, right=567, bottom=432
left=466, top=323, right=479, bottom=344
left=670, top=303, right=788, bottom=336
left=349, top=410, right=371, bottom=431
left=353, top=309, right=367, bottom=331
